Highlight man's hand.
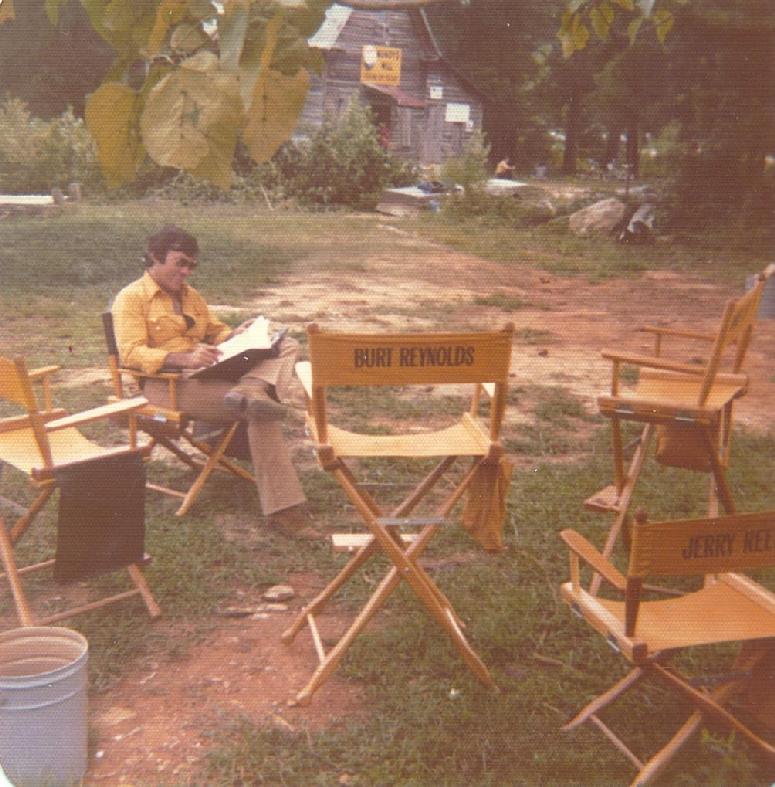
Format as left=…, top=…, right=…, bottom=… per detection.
left=165, top=344, right=221, bottom=369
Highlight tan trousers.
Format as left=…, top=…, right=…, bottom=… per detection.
left=144, top=337, right=306, bottom=516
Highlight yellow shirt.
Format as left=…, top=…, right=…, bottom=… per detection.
left=112, top=271, right=232, bottom=374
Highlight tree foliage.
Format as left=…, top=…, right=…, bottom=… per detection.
left=17, top=0, right=329, bottom=188
left=559, top=0, right=687, bottom=56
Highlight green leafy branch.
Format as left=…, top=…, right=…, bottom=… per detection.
left=559, top=0, right=686, bottom=57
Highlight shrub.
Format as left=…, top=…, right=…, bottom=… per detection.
left=440, top=130, right=490, bottom=196
left=0, top=97, right=101, bottom=194
left=283, top=99, right=394, bottom=210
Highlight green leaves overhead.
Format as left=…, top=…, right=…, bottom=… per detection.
left=85, top=82, right=145, bottom=187
left=561, top=0, right=678, bottom=56
left=0, top=0, right=15, bottom=25
left=66, top=0, right=328, bottom=187
left=243, top=66, right=310, bottom=163
left=140, top=51, right=244, bottom=187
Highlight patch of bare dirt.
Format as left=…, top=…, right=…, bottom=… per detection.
left=88, top=597, right=364, bottom=784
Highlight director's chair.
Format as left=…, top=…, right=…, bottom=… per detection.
left=282, top=323, right=514, bottom=704
left=102, top=312, right=253, bottom=516
left=0, top=354, right=160, bottom=625
left=585, top=265, right=774, bottom=593
left=560, top=509, right=775, bottom=785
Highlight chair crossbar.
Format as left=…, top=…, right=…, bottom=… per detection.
left=376, top=516, right=448, bottom=527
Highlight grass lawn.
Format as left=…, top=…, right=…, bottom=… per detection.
left=1, top=202, right=774, bottom=785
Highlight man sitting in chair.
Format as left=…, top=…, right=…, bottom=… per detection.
left=112, top=225, right=313, bottom=537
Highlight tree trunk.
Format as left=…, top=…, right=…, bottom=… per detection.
left=604, top=126, right=621, bottom=169
left=561, top=92, right=581, bottom=175
left=626, top=118, right=639, bottom=178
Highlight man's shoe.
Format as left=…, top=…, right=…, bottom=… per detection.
left=267, top=504, right=321, bottom=540
left=224, top=383, right=285, bottom=422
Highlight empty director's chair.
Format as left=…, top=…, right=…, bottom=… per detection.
left=585, top=266, right=774, bottom=591
left=560, top=509, right=775, bottom=785
left=282, top=323, right=514, bottom=704
left=0, top=354, right=160, bottom=625
left=102, top=312, right=253, bottom=516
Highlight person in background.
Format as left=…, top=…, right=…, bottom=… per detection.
left=495, top=157, right=515, bottom=179
left=112, top=225, right=315, bottom=538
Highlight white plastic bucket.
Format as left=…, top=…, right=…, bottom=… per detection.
left=0, top=627, right=88, bottom=786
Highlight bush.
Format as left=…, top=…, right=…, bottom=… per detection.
left=283, top=99, right=394, bottom=210
left=0, top=97, right=101, bottom=194
left=440, top=130, right=490, bottom=196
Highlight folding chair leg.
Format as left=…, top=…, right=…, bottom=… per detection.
left=127, top=563, right=162, bottom=619
left=700, top=429, right=736, bottom=515
left=0, top=519, right=36, bottom=625
left=176, top=423, right=241, bottom=516
left=590, top=425, right=653, bottom=595
left=10, top=485, right=55, bottom=541
left=563, top=667, right=645, bottom=731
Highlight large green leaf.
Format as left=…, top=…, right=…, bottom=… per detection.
left=0, top=0, right=15, bottom=25
left=140, top=51, right=244, bottom=186
left=85, top=82, right=145, bottom=187
left=242, top=66, right=309, bottom=163
left=146, top=0, right=187, bottom=55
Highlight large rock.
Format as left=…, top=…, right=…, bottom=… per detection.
left=568, top=198, right=627, bottom=236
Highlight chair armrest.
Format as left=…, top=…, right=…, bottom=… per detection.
left=45, top=397, right=149, bottom=432
left=295, top=361, right=312, bottom=397
left=638, top=326, right=715, bottom=342
left=28, top=365, right=61, bottom=380
left=600, top=349, right=706, bottom=376
left=560, top=529, right=627, bottom=591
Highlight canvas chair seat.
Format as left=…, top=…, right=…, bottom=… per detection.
left=572, top=577, right=775, bottom=653
left=560, top=510, right=775, bottom=784
left=313, top=414, right=491, bottom=457
left=0, top=427, right=120, bottom=475
left=282, top=323, right=514, bottom=705
left=599, top=369, right=748, bottom=423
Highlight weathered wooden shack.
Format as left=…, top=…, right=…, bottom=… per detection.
left=297, top=5, right=484, bottom=166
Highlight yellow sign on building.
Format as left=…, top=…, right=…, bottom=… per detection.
left=360, top=45, right=402, bottom=87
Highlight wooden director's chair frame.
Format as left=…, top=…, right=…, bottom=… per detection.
left=585, top=265, right=774, bottom=592
left=282, top=323, right=514, bottom=705
left=102, top=312, right=253, bottom=516
left=560, top=509, right=775, bottom=785
left=0, top=355, right=160, bottom=625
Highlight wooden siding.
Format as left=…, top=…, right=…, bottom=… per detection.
left=298, top=9, right=483, bottom=165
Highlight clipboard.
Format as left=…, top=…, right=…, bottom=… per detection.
left=189, top=328, right=288, bottom=382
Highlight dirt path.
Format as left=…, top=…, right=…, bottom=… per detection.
left=85, top=233, right=774, bottom=783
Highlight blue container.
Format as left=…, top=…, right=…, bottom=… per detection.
left=0, top=627, right=88, bottom=786
left=746, top=271, right=775, bottom=318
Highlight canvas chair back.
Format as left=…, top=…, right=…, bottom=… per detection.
left=624, top=510, right=775, bottom=636
left=306, top=323, right=513, bottom=443
left=629, top=510, right=775, bottom=578
left=698, top=281, right=766, bottom=406
left=0, top=355, right=38, bottom=411
left=0, top=354, right=54, bottom=469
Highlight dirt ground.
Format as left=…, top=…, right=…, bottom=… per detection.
left=76, top=229, right=774, bottom=782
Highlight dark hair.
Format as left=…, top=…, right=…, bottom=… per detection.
left=144, top=225, right=199, bottom=267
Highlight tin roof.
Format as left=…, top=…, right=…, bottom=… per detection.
left=308, top=4, right=352, bottom=49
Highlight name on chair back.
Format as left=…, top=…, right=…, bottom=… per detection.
left=353, top=345, right=475, bottom=368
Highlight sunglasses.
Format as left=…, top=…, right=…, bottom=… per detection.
left=174, top=255, right=198, bottom=270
